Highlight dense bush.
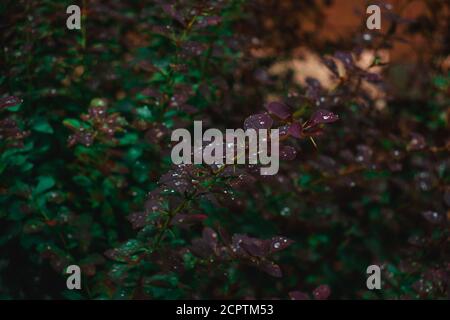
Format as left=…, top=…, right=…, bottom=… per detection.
left=0, top=0, right=448, bottom=299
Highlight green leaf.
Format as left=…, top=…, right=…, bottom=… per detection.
left=136, top=106, right=153, bottom=120
left=119, top=133, right=139, bottom=145
left=63, top=118, right=83, bottom=130
left=33, top=118, right=54, bottom=134
left=298, top=174, right=312, bottom=188
left=6, top=104, right=22, bottom=112
left=34, top=176, right=55, bottom=195
left=90, top=98, right=107, bottom=108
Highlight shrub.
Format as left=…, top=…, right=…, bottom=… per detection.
left=0, top=0, right=448, bottom=299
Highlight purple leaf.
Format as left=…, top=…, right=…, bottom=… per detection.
left=309, top=109, right=339, bottom=126
left=287, top=122, right=302, bottom=138
left=127, top=211, right=149, bottom=229
left=313, top=285, right=331, bottom=300
left=421, top=211, right=442, bottom=224
left=159, top=170, right=191, bottom=193
left=231, top=234, right=252, bottom=256
left=244, top=113, right=273, bottom=130
left=240, top=238, right=270, bottom=257
left=278, top=124, right=290, bottom=137
left=266, top=102, right=291, bottom=120
left=203, top=227, right=219, bottom=252
left=191, top=238, right=214, bottom=258
left=0, top=96, right=22, bottom=109
left=144, top=198, right=163, bottom=213
left=280, top=146, right=297, bottom=161
left=269, top=236, right=294, bottom=253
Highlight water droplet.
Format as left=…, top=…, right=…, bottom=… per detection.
left=422, top=210, right=442, bottom=224
left=280, top=207, right=291, bottom=216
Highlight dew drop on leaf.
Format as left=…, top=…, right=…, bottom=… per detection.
left=244, top=113, right=273, bottom=130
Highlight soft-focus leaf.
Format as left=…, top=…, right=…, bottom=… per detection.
left=266, top=102, right=291, bottom=120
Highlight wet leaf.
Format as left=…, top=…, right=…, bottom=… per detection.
left=104, top=240, right=143, bottom=262
left=244, top=113, right=273, bottom=130
left=309, top=109, right=339, bottom=126
left=127, top=211, right=150, bottom=229
left=0, top=96, right=23, bottom=111
left=269, top=236, right=294, bottom=253
left=280, top=146, right=297, bottom=161
left=421, top=211, right=442, bottom=224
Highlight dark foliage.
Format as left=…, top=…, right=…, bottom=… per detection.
left=0, top=0, right=449, bottom=299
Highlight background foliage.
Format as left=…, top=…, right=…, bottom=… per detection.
left=0, top=0, right=449, bottom=299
